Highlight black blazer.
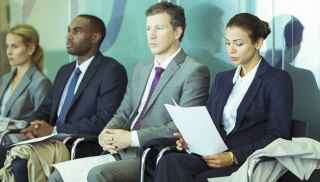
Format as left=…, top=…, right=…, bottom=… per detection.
left=207, top=59, right=293, bottom=164
left=31, top=52, right=127, bottom=135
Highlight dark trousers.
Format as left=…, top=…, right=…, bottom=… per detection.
left=154, top=153, right=239, bottom=182
left=0, top=146, right=8, bottom=168
left=12, top=158, right=28, bottom=182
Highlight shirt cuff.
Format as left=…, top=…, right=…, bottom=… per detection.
left=130, top=131, right=140, bottom=147
left=52, top=126, right=58, bottom=134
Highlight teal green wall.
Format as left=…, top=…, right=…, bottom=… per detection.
left=7, top=1, right=320, bottom=147
left=9, top=0, right=239, bottom=80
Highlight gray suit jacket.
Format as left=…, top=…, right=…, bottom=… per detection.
left=0, top=64, right=52, bottom=120
left=106, top=49, right=210, bottom=158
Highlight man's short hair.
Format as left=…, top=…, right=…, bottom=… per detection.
left=77, top=14, right=106, bottom=47
left=145, top=2, right=186, bottom=41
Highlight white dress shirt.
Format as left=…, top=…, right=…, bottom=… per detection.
left=222, top=59, right=261, bottom=134
left=130, top=48, right=181, bottom=146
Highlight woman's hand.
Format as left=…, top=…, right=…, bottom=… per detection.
left=174, top=133, right=188, bottom=151
left=202, top=152, right=235, bottom=168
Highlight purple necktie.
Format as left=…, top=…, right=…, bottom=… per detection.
left=133, top=67, right=164, bottom=129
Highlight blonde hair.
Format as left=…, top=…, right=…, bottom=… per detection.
left=8, top=24, right=44, bottom=71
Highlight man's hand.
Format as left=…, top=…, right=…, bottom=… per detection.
left=21, top=120, right=53, bottom=138
left=202, top=152, right=234, bottom=168
left=21, top=126, right=37, bottom=139
left=107, top=129, right=132, bottom=151
left=98, top=128, right=132, bottom=153
left=98, top=129, right=117, bottom=154
left=174, top=133, right=188, bottom=151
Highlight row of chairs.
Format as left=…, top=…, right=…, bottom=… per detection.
left=0, top=119, right=319, bottom=181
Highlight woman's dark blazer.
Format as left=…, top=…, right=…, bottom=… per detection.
left=207, top=58, right=293, bottom=164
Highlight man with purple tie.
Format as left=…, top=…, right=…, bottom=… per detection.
left=49, top=2, right=210, bottom=182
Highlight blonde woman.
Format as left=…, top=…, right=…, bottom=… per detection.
left=0, top=24, right=52, bottom=148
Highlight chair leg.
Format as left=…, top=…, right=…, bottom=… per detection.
left=156, top=146, right=174, bottom=166
left=70, top=137, right=85, bottom=160
left=140, top=148, right=152, bottom=182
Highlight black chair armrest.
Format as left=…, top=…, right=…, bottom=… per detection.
left=63, top=134, right=98, bottom=140
left=139, top=137, right=178, bottom=182
left=141, top=137, right=177, bottom=153
left=63, top=134, right=101, bottom=160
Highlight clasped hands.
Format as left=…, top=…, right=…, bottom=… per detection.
left=21, top=120, right=53, bottom=138
left=98, top=128, right=131, bottom=154
left=175, top=133, right=235, bottom=168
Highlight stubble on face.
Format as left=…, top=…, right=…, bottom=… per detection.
left=146, top=13, right=181, bottom=61
left=66, top=17, right=95, bottom=60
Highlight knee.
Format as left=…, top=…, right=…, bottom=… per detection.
left=87, top=167, right=100, bottom=182
left=158, top=153, right=183, bottom=167
left=87, top=166, right=113, bottom=182
left=48, top=170, right=63, bottom=182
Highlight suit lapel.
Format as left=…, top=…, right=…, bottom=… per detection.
left=51, top=63, right=75, bottom=117
left=234, top=78, right=262, bottom=129
left=3, top=65, right=36, bottom=116
left=232, top=59, right=269, bottom=133
left=72, top=52, right=102, bottom=105
left=133, top=63, right=153, bottom=113
left=216, top=72, right=234, bottom=128
left=52, top=53, right=101, bottom=120
left=0, top=70, right=15, bottom=103
left=145, top=50, right=186, bottom=112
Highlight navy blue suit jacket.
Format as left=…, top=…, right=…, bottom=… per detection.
left=31, top=52, right=127, bottom=135
left=207, top=59, right=293, bottom=164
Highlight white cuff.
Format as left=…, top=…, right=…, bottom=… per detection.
left=52, top=126, right=58, bottom=134
left=130, top=131, right=140, bottom=147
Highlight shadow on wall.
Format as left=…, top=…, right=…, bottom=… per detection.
left=265, top=15, right=320, bottom=140
left=183, top=3, right=233, bottom=82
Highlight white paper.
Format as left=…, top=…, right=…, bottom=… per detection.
left=0, top=117, right=10, bottom=132
left=54, top=154, right=116, bottom=182
left=165, top=104, right=228, bottom=155
left=10, top=133, right=71, bottom=146
left=0, top=117, right=28, bottom=132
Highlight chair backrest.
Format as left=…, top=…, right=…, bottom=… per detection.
left=291, top=119, right=308, bottom=138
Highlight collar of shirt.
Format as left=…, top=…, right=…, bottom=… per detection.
left=153, top=48, right=181, bottom=70
left=232, top=57, right=262, bottom=84
left=75, top=56, right=95, bottom=74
